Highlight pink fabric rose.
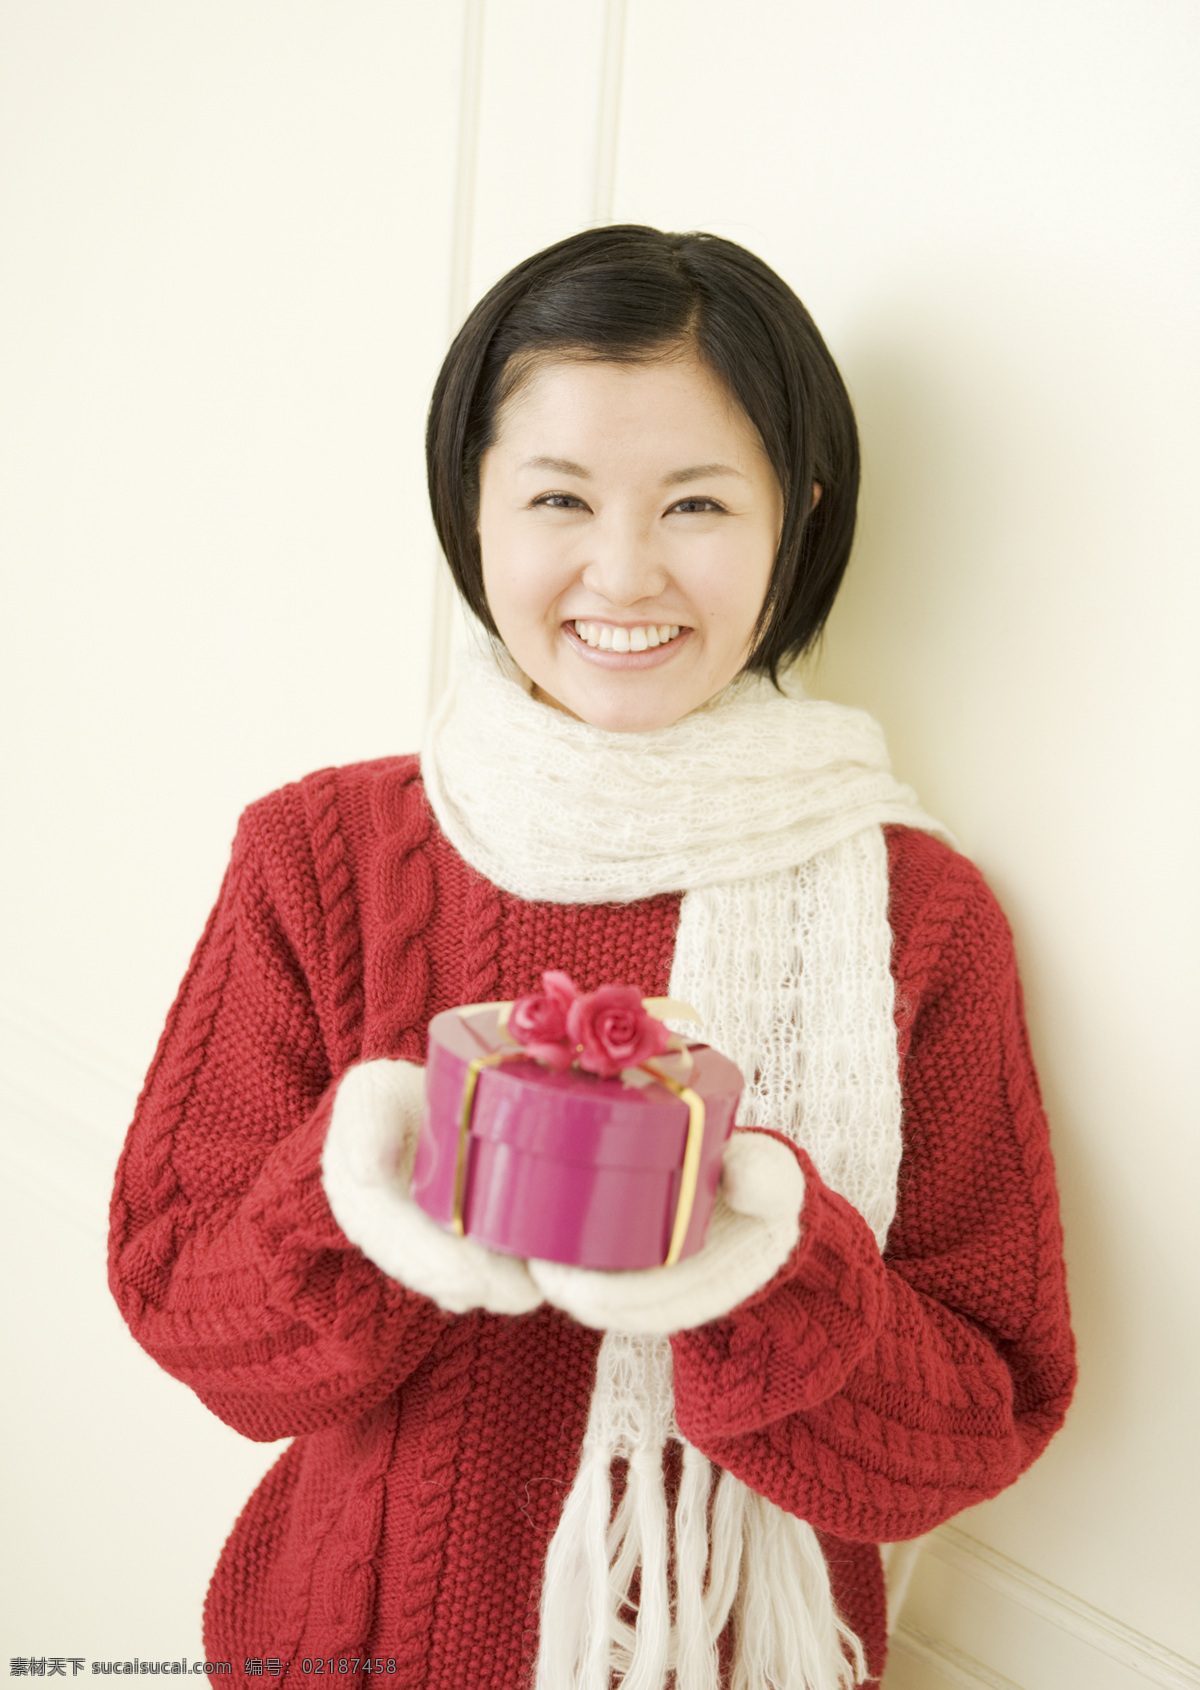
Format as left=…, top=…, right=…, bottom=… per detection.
left=507, top=970, right=580, bottom=1069
left=567, top=985, right=672, bottom=1079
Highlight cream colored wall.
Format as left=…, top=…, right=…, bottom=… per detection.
left=2, top=2, right=1197, bottom=1683
left=0, top=0, right=464, bottom=1658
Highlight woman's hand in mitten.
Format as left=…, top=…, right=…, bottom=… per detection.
left=321, top=1059, right=543, bottom=1317
left=527, top=1129, right=803, bottom=1335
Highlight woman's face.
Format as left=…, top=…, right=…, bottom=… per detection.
left=477, top=351, right=784, bottom=733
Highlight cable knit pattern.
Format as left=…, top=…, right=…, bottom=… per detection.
left=306, top=767, right=367, bottom=1069
left=312, top=762, right=438, bottom=1652
left=109, top=767, right=1075, bottom=1687
left=461, top=872, right=503, bottom=1005
left=110, top=876, right=235, bottom=1318
left=313, top=1396, right=399, bottom=1656
left=393, top=1317, right=481, bottom=1688
left=364, top=762, right=434, bottom=1060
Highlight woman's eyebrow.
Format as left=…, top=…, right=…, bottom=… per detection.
left=662, top=462, right=746, bottom=485
left=520, top=455, right=591, bottom=477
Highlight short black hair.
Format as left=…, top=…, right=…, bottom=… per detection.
left=425, top=225, right=859, bottom=678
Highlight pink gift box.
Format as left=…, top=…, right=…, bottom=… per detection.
left=411, top=1007, right=743, bottom=1270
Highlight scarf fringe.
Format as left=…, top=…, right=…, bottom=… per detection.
left=536, top=1338, right=864, bottom=1690
left=673, top=1446, right=723, bottom=1690
left=732, top=1494, right=865, bottom=1690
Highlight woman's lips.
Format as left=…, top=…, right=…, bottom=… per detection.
left=562, top=621, right=692, bottom=668
left=564, top=625, right=696, bottom=669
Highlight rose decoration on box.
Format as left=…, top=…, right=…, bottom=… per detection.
left=506, top=971, right=674, bottom=1077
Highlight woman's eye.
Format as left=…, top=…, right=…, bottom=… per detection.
left=669, top=497, right=725, bottom=515
left=532, top=492, right=587, bottom=510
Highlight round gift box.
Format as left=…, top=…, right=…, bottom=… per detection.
left=411, top=1007, right=743, bottom=1270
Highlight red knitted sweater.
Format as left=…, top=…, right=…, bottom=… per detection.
left=108, top=756, right=1075, bottom=1686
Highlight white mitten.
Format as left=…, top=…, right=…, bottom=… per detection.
left=321, top=1058, right=543, bottom=1317
left=527, top=1130, right=804, bottom=1335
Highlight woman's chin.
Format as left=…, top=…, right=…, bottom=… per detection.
left=538, top=683, right=700, bottom=734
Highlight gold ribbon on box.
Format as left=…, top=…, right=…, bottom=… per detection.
left=450, top=999, right=706, bottom=1267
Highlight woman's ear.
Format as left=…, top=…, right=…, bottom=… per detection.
left=811, top=482, right=822, bottom=510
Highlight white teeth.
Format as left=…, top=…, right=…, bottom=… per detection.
left=572, top=621, right=683, bottom=650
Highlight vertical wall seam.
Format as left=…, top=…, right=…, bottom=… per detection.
left=591, top=0, right=627, bottom=225
left=427, top=0, right=487, bottom=725
left=448, top=0, right=486, bottom=334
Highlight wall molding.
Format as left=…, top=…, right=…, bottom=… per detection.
left=889, top=1526, right=1200, bottom=1690
left=427, top=0, right=487, bottom=719
left=933, top=1528, right=1200, bottom=1687
left=590, top=0, right=627, bottom=225
left=888, top=1623, right=1024, bottom=1690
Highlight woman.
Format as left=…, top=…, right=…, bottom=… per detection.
left=109, top=226, right=1076, bottom=1688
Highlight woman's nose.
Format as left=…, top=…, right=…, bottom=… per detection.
left=579, top=518, right=667, bottom=607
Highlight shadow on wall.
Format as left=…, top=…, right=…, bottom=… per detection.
left=806, top=306, right=1129, bottom=1456
left=810, top=320, right=1034, bottom=774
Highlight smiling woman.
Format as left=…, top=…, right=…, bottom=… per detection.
left=109, top=225, right=1075, bottom=1689
left=477, top=354, right=783, bottom=730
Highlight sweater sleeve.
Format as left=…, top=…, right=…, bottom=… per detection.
left=107, top=791, right=449, bottom=1443
left=669, top=837, right=1077, bottom=1543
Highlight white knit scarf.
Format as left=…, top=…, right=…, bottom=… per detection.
left=422, top=646, right=948, bottom=1690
